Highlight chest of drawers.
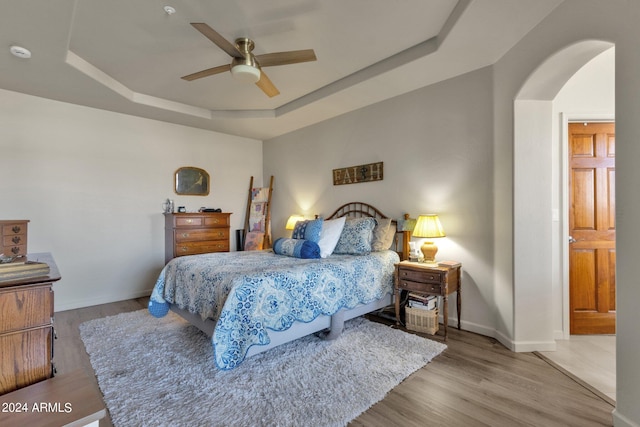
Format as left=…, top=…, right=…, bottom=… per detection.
left=0, top=220, right=29, bottom=257
left=0, top=253, right=60, bottom=395
left=164, top=212, right=231, bottom=263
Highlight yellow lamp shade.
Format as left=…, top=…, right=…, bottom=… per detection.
left=285, top=214, right=305, bottom=230
left=412, top=214, right=445, bottom=264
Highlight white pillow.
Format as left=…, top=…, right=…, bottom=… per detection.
left=317, top=217, right=346, bottom=258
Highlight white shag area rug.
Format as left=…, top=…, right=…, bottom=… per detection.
left=80, top=309, right=446, bottom=427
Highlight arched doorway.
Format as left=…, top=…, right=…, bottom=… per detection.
left=514, top=40, right=615, bottom=396
left=514, top=39, right=614, bottom=339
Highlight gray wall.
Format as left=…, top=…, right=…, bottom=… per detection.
left=264, top=66, right=497, bottom=337
left=0, top=89, right=263, bottom=311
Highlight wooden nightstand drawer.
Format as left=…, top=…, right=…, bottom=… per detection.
left=397, top=279, right=442, bottom=294
left=398, top=268, right=443, bottom=284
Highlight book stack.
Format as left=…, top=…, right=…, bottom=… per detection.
left=405, top=292, right=439, bottom=335
left=407, top=292, right=437, bottom=311
left=0, top=260, right=50, bottom=283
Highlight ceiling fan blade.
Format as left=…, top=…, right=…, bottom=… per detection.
left=191, top=23, right=244, bottom=58
left=255, top=71, right=280, bottom=97
left=181, top=64, right=231, bottom=81
left=255, top=49, right=317, bottom=67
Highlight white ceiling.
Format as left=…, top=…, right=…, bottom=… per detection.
left=1, top=0, right=562, bottom=140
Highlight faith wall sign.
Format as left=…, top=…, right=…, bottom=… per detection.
left=333, top=162, right=383, bottom=186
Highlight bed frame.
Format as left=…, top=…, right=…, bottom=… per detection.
left=170, top=202, right=410, bottom=359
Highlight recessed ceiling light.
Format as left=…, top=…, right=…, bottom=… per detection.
left=10, top=45, right=31, bottom=59
left=164, top=6, right=176, bottom=15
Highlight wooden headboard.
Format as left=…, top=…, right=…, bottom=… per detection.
left=324, top=202, right=410, bottom=261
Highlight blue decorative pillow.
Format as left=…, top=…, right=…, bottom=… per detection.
left=273, top=238, right=321, bottom=259
left=333, top=217, right=376, bottom=255
left=291, top=218, right=323, bottom=243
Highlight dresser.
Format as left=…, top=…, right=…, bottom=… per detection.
left=0, top=220, right=29, bottom=257
left=164, top=212, right=231, bottom=264
left=0, top=253, right=60, bottom=395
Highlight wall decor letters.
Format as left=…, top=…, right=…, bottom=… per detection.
left=333, top=162, right=383, bottom=186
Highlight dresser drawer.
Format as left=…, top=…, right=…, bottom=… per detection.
left=1, top=223, right=27, bottom=236
left=0, top=286, right=53, bottom=334
left=175, top=228, right=229, bottom=243
left=398, top=267, right=444, bottom=284
left=397, top=279, right=442, bottom=295
left=175, top=216, right=204, bottom=227
left=1, top=244, right=27, bottom=256
left=3, top=234, right=26, bottom=246
left=174, top=241, right=230, bottom=256
left=204, top=215, right=230, bottom=227
left=0, top=327, right=53, bottom=395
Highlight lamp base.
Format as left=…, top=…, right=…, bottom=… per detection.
left=420, top=240, right=438, bottom=265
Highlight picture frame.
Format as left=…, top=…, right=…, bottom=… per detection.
left=174, top=167, right=210, bottom=196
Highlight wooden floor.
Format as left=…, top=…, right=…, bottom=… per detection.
left=54, top=299, right=615, bottom=427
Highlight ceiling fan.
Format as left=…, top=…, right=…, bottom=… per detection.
left=181, top=23, right=317, bottom=98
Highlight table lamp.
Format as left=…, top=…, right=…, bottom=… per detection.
left=285, top=214, right=305, bottom=230
left=412, top=214, right=446, bottom=265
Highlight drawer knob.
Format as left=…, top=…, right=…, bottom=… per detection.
left=11, top=226, right=21, bottom=233
left=10, top=247, right=19, bottom=254
left=181, top=233, right=190, bottom=238
left=179, top=247, right=188, bottom=252
left=12, top=236, right=21, bottom=244
left=186, top=219, right=193, bottom=224
left=212, top=219, right=220, bottom=224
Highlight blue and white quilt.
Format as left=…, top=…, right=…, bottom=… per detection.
left=149, top=250, right=399, bottom=370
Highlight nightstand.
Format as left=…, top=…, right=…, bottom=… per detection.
left=394, top=260, right=461, bottom=340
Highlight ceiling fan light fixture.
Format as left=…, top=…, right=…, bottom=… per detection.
left=231, top=64, right=261, bottom=83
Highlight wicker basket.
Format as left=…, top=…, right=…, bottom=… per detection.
left=405, top=306, right=439, bottom=335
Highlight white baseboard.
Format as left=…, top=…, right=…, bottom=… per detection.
left=493, top=328, right=516, bottom=351
left=455, top=318, right=496, bottom=339
left=446, top=318, right=518, bottom=352
left=54, top=288, right=153, bottom=313
left=511, top=339, right=556, bottom=352
left=613, top=409, right=640, bottom=427
left=554, top=329, right=568, bottom=340
left=456, top=322, right=557, bottom=353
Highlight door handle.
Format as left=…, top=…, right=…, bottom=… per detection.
left=569, top=236, right=577, bottom=243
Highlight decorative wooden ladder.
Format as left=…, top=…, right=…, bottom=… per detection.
left=243, top=176, right=274, bottom=250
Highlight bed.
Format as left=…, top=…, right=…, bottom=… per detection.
left=149, top=202, right=409, bottom=370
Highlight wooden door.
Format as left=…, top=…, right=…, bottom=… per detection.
left=569, top=122, right=615, bottom=334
